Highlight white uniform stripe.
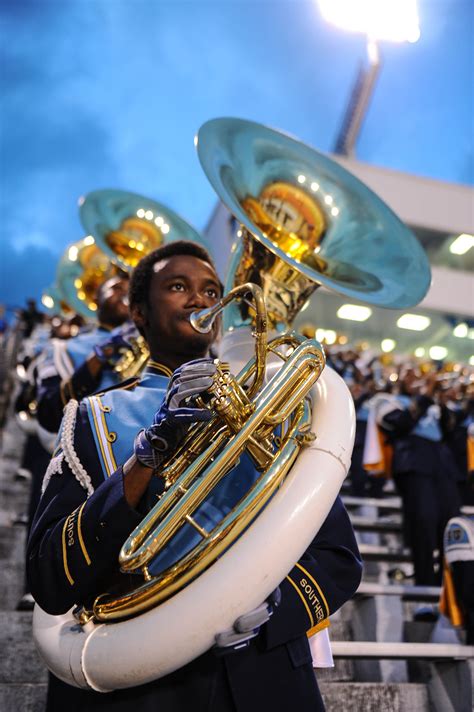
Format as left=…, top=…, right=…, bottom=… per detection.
left=90, top=398, right=116, bottom=477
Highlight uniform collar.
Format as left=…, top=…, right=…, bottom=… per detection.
left=145, top=360, right=173, bottom=378
left=98, top=322, right=114, bottom=332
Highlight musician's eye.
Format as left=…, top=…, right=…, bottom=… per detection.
left=206, top=288, right=219, bottom=299
left=170, top=282, right=185, bottom=292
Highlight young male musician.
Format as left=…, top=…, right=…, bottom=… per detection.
left=36, top=275, right=131, bottom=436
left=27, top=241, right=362, bottom=712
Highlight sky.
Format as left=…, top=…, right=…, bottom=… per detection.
left=0, top=0, right=472, bottom=313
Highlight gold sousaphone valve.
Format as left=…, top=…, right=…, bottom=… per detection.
left=197, top=361, right=255, bottom=431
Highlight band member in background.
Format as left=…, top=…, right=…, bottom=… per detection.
left=36, top=275, right=131, bottom=438
left=18, top=298, right=45, bottom=338
left=27, top=240, right=362, bottom=712
left=441, top=513, right=474, bottom=645
left=378, top=367, right=461, bottom=586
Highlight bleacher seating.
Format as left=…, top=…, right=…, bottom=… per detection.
left=0, top=413, right=473, bottom=712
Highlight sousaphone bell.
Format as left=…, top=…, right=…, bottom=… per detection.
left=196, top=117, right=431, bottom=352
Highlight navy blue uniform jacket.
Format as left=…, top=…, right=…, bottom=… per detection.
left=27, top=362, right=362, bottom=712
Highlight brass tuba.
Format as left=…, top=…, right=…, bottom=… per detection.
left=79, top=188, right=211, bottom=273
left=196, top=118, right=431, bottom=333
left=78, top=189, right=214, bottom=378
left=32, top=120, right=431, bottom=691
left=55, top=236, right=126, bottom=321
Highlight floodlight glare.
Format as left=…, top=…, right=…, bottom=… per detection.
left=396, top=313, right=430, bottom=331
left=324, top=330, right=337, bottom=345
left=449, top=233, right=474, bottom=255
left=381, top=338, right=396, bottom=353
left=429, top=346, right=448, bottom=361
left=453, top=323, right=468, bottom=338
left=315, top=328, right=336, bottom=344
left=42, top=295, right=55, bottom=309
left=317, top=0, right=420, bottom=43
left=337, top=304, right=372, bottom=321
left=68, top=246, right=79, bottom=262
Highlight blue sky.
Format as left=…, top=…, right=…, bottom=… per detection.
left=0, top=0, right=472, bottom=312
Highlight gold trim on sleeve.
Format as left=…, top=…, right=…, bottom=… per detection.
left=307, top=618, right=330, bottom=638
left=285, top=575, right=315, bottom=627
left=295, top=562, right=330, bottom=617
left=62, top=517, right=75, bottom=586
left=76, top=501, right=91, bottom=565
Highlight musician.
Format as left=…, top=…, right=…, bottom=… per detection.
left=27, top=241, right=362, bottom=712
left=348, top=376, right=386, bottom=498
left=36, top=275, right=130, bottom=437
left=377, top=367, right=461, bottom=586
left=18, top=297, right=45, bottom=338
left=441, top=385, right=474, bottom=506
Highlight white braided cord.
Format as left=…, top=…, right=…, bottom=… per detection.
left=60, top=400, right=95, bottom=497
left=41, top=451, right=65, bottom=495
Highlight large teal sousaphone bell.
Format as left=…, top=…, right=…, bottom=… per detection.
left=79, top=189, right=210, bottom=273
left=196, top=118, right=431, bottom=330
left=56, top=236, right=124, bottom=321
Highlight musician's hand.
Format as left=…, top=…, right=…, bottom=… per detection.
left=160, top=358, right=218, bottom=423
left=93, top=323, right=138, bottom=368
left=134, top=358, right=217, bottom=472
left=214, top=588, right=281, bottom=651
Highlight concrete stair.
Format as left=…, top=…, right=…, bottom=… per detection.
left=0, top=413, right=473, bottom=711
left=320, top=681, right=430, bottom=711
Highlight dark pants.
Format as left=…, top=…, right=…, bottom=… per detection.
left=394, top=471, right=461, bottom=586
left=45, top=634, right=324, bottom=712
left=350, top=442, right=385, bottom=498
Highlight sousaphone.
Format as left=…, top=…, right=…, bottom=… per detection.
left=79, top=188, right=210, bottom=273
left=55, top=236, right=126, bottom=321
left=33, top=120, right=431, bottom=691
left=78, top=189, right=213, bottom=377
left=196, top=117, right=430, bottom=350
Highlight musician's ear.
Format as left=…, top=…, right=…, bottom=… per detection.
left=131, top=302, right=148, bottom=336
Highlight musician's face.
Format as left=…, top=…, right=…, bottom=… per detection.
left=136, top=255, right=221, bottom=364
left=97, top=277, right=130, bottom=328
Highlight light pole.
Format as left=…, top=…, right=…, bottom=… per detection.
left=317, top=0, right=421, bottom=157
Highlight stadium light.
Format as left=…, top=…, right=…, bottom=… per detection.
left=397, top=314, right=430, bottom=331
left=41, top=294, right=55, bottom=309
left=429, top=346, right=448, bottom=360
left=317, top=0, right=420, bottom=43
left=449, top=233, right=474, bottom=255
left=381, top=338, right=396, bottom=353
left=318, top=0, right=421, bottom=156
left=453, top=323, right=468, bottom=338
left=337, top=304, right=372, bottom=321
